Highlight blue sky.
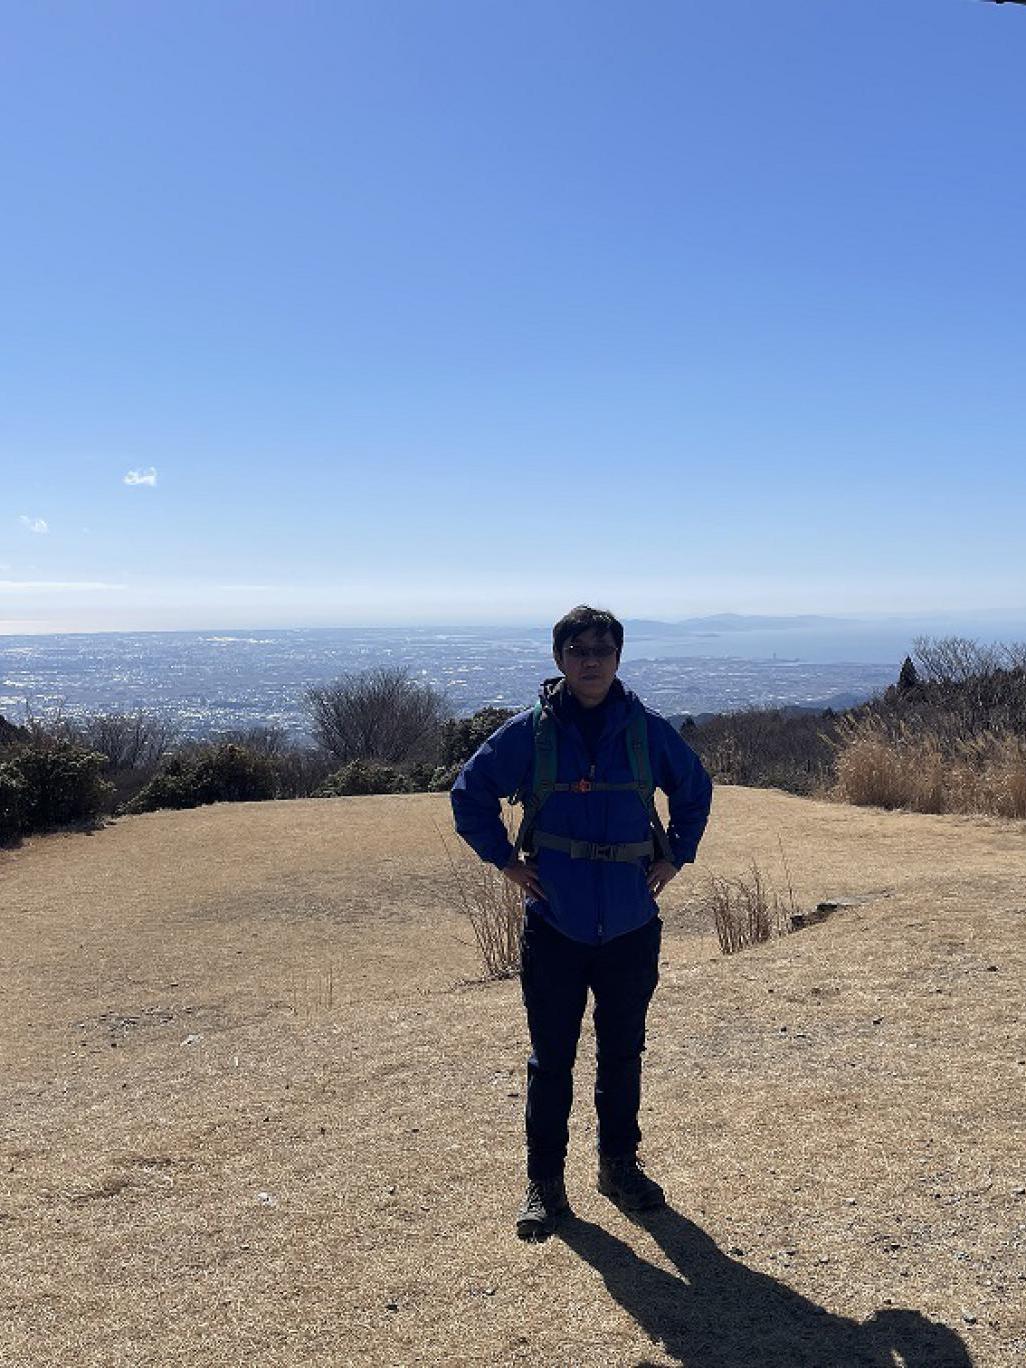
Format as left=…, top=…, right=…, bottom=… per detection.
left=2, top=0, right=1024, bottom=633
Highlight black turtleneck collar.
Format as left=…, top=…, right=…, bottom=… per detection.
left=546, top=677, right=625, bottom=760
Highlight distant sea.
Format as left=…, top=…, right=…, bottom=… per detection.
left=0, top=623, right=906, bottom=742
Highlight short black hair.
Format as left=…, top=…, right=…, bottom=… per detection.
left=552, top=605, right=624, bottom=662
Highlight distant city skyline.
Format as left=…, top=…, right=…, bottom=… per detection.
left=0, top=625, right=905, bottom=738
left=3, top=2, right=1024, bottom=635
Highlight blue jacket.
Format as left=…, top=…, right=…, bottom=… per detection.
left=451, top=679, right=713, bottom=946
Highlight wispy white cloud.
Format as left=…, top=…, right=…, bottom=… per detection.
left=123, top=467, right=158, bottom=486
left=0, top=580, right=126, bottom=594
left=18, top=515, right=49, bottom=534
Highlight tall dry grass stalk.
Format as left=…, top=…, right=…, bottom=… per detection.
left=287, top=963, right=336, bottom=1019
left=833, top=717, right=1026, bottom=818
left=437, top=824, right=523, bottom=979
left=699, top=858, right=800, bottom=956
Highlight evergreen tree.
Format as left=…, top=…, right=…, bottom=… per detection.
left=898, top=656, right=919, bottom=691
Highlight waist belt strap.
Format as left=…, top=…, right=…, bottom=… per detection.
left=549, top=781, right=642, bottom=792
left=531, top=831, right=655, bottom=863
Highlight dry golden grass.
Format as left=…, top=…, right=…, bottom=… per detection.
left=3, top=788, right=1026, bottom=1366
left=833, top=717, right=1026, bottom=819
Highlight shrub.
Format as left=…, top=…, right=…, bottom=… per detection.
left=316, top=760, right=414, bottom=797
left=428, top=763, right=460, bottom=791
left=696, top=859, right=801, bottom=956
left=217, top=726, right=334, bottom=798
left=690, top=636, right=1026, bottom=816
left=0, top=714, right=29, bottom=748
left=420, top=707, right=521, bottom=793
left=124, top=742, right=277, bottom=813
left=0, top=762, right=26, bottom=842
left=123, top=756, right=202, bottom=813
left=405, top=761, right=438, bottom=791
left=436, top=707, right=518, bottom=770
left=688, top=707, right=840, bottom=795
left=0, top=728, right=113, bottom=840
left=69, top=710, right=179, bottom=772
left=62, top=710, right=181, bottom=810
left=306, top=667, right=452, bottom=765
left=190, top=742, right=277, bottom=803
left=831, top=637, right=1026, bottom=817
left=910, top=635, right=1020, bottom=684
left=268, top=746, right=335, bottom=798
left=217, top=724, right=291, bottom=756
left=438, top=824, right=522, bottom=979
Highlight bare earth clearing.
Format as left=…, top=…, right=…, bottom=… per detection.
left=2, top=788, right=1025, bottom=1367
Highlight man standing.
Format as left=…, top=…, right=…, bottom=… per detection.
left=451, top=606, right=713, bottom=1239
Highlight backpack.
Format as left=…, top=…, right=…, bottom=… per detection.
left=512, top=701, right=674, bottom=865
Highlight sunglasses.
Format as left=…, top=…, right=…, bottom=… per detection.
left=563, top=643, right=617, bottom=660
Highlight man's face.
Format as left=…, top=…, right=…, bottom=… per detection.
left=556, top=626, right=619, bottom=707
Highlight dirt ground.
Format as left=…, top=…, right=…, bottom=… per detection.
left=2, top=786, right=1025, bottom=1367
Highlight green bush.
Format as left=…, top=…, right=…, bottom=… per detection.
left=436, top=707, right=518, bottom=770
left=404, top=761, right=437, bottom=791
left=0, top=762, right=26, bottom=842
left=316, top=760, right=414, bottom=796
left=417, top=706, right=520, bottom=793
left=428, top=762, right=463, bottom=791
left=124, top=742, right=277, bottom=813
left=0, top=731, right=113, bottom=841
left=192, top=743, right=277, bottom=803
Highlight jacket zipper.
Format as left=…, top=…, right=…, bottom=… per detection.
left=562, top=706, right=633, bottom=947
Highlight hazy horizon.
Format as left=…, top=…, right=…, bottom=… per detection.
left=4, top=610, right=1025, bottom=663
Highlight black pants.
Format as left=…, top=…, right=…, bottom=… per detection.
left=519, top=907, right=661, bottom=1181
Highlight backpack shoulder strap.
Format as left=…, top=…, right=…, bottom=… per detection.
left=625, top=709, right=653, bottom=802
left=625, top=709, right=675, bottom=863
left=533, top=703, right=558, bottom=792
left=513, top=703, right=557, bottom=855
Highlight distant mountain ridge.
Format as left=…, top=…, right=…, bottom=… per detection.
left=667, top=688, right=876, bottom=730
left=626, top=614, right=853, bottom=634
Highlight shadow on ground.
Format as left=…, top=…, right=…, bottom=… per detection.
left=557, top=1206, right=973, bottom=1367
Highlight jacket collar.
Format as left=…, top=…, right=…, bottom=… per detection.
left=539, top=675, right=630, bottom=721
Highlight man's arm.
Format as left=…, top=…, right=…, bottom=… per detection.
left=450, top=712, right=533, bottom=870
left=650, top=714, right=713, bottom=868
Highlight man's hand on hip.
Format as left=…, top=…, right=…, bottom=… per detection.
left=647, top=860, right=678, bottom=897
left=503, top=855, right=544, bottom=901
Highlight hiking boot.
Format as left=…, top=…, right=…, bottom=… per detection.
left=516, top=1176, right=570, bottom=1240
left=597, top=1154, right=665, bottom=1211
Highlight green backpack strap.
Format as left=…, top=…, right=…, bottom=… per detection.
left=625, top=710, right=675, bottom=863
left=514, top=702, right=674, bottom=866
left=513, top=703, right=557, bottom=855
